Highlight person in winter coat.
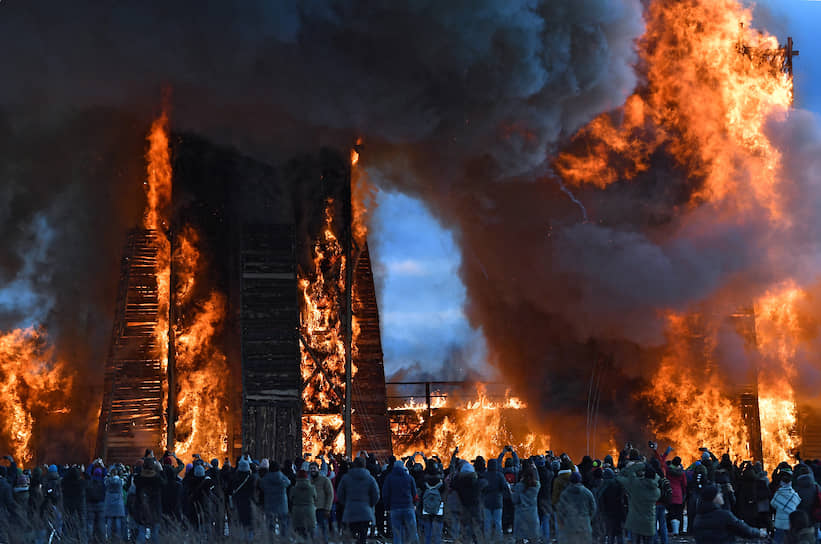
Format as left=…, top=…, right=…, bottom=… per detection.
left=103, top=467, right=126, bottom=541
left=692, top=485, right=766, bottom=544
left=735, top=463, right=768, bottom=529
left=61, top=466, right=87, bottom=540
left=134, top=454, right=166, bottom=544
left=617, top=462, right=660, bottom=543
left=421, top=470, right=445, bottom=544
left=551, top=459, right=574, bottom=506
left=230, top=458, right=258, bottom=538
left=534, top=456, right=554, bottom=544
left=556, top=471, right=597, bottom=544
left=481, top=457, right=509, bottom=541
left=792, top=464, right=819, bottom=522
left=772, top=471, right=801, bottom=544
left=337, top=457, right=380, bottom=544
left=511, top=464, right=541, bottom=543
left=161, top=462, right=182, bottom=521
left=382, top=459, right=418, bottom=544
left=86, top=466, right=106, bottom=541
left=452, top=460, right=483, bottom=542
left=310, top=461, right=333, bottom=544
left=289, top=470, right=317, bottom=538
left=596, top=468, right=625, bottom=544
left=183, top=464, right=216, bottom=531
left=38, top=465, right=62, bottom=541
left=788, top=510, right=816, bottom=544
left=260, top=460, right=291, bottom=536
left=666, top=456, right=687, bottom=535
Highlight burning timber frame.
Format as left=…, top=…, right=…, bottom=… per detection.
left=96, top=230, right=166, bottom=462
left=98, top=140, right=391, bottom=463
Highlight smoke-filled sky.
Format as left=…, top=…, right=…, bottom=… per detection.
left=372, top=0, right=821, bottom=378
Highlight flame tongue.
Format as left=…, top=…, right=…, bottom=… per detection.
left=0, top=328, right=71, bottom=464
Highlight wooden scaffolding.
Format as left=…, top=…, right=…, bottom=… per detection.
left=97, top=230, right=166, bottom=463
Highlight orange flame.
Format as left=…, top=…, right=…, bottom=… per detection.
left=390, top=386, right=549, bottom=460
left=0, top=328, right=71, bottom=464
left=300, top=200, right=352, bottom=454
left=169, top=225, right=231, bottom=460
left=350, top=139, right=376, bottom=247
left=143, top=111, right=172, bottom=450
left=555, top=0, right=793, bottom=222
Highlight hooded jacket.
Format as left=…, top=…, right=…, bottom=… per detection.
left=771, top=483, right=801, bottom=530
left=692, top=500, right=760, bottom=544
left=556, top=483, right=596, bottom=541
left=260, top=469, right=290, bottom=515
left=382, top=461, right=417, bottom=510
left=552, top=469, right=573, bottom=506
left=337, top=467, right=380, bottom=523
left=481, top=458, right=508, bottom=510
left=512, top=479, right=541, bottom=539
left=289, top=476, right=317, bottom=530
left=666, top=464, right=687, bottom=505
left=617, top=463, right=660, bottom=537
left=793, top=468, right=819, bottom=520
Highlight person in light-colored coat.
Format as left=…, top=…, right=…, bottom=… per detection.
left=556, top=472, right=597, bottom=544
left=103, top=469, right=126, bottom=540
left=617, top=462, right=660, bottom=541
left=511, top=465, right=541, bottom=542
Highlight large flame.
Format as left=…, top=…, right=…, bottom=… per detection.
left=553, top=0, right=803, bottom=467
left=143, top=111, right=172, bottom=450
left=300, top=200, right=352, bottom=454
left=390, top=386, right=549, bottom=461
left=0, top=329, right=71, bottom=464
left=555, top=0, right=792, bottom=222
left=171, top=227, right=231, bottom=460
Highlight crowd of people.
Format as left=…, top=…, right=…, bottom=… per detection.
left=0, top=441, right=819, bottom=543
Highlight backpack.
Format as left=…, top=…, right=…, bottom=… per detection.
left=658, top=477, right=673, bottom=506
left=88, top=479, right=106, bottom=503
left=422, top=485, right=444, bottom=517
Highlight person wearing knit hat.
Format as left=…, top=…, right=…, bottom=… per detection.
left=692, top=484, right=767, bottom=541
left=556, top=464, right=596, bottom=543
left=230, top=457, right=259, bottom=536
left=616, top=461, right=660, bottom=541
left=259, top=459, right=270, bottom=471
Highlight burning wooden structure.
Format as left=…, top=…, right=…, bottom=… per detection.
left=96, top=230, right=166, bottom=462
left=97, top=134, right=391, bottom=463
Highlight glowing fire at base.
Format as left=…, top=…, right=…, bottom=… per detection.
left=0, top=329, right=71, bottom=464
left=390, top=386, right=550, bottom=461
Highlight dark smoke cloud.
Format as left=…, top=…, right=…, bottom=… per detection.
left=1, top=0, right=653, bottom=457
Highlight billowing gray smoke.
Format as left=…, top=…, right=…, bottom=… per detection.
left=0, top=0, right=703, bottom=456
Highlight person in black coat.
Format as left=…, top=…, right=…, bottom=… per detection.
left=161, top=464, right=182, bottom=521
left=230, top=458, right=258, bottom=537
left=61, top=466, right=87, bottom=539
left=693, top=485, right=765, bottom=544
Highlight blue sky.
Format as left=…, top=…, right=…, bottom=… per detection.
left=369, top=192, right=485, bottom=377
left=369, top=0, right=821, bottom=378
